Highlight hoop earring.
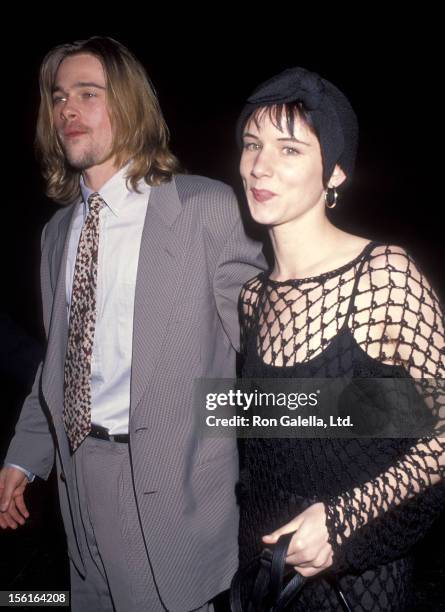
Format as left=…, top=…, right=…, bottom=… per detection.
left=325, top=187, right=338, bottom=209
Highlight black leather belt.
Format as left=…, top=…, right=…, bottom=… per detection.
left=89, top=423, right=129, bottom=443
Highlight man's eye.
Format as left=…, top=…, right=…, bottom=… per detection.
left=82, top=92, right=97, bottom=99
left=52, top=97, right=65, bottom=105
left=283, top=147, right=300, bottom=155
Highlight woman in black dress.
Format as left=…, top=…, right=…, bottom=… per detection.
left=235, top=67, right=445, bottom=610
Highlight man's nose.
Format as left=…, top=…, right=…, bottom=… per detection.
left=60, top=99, right=79, bottom=121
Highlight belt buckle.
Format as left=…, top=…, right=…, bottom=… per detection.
left=90, top=423, right=108, bottom=440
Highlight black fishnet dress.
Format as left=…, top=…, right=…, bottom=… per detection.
left=238, top=242, right=445, bottom=611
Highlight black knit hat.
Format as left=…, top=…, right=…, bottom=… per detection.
left=236, top=67, right=358, bottom=185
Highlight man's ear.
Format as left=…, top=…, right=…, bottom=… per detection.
left=328, top=165, right=347, bottom=188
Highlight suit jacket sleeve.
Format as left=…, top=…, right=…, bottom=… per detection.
left=212, top=189, right=266, bottom=352
left=4, top=223, right=55, bottom=480
left=4, top=361, right=54, bottom=480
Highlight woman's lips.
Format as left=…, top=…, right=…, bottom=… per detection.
left=251, top=188, right=276, bottom=203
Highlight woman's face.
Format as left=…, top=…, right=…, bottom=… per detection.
left=240, top=109, right=328, bottom=227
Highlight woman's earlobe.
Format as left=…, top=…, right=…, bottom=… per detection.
left=330, top=165, right=347, bottom=188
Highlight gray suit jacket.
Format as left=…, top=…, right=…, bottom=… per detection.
left=6, top=174, right=265, bottom=611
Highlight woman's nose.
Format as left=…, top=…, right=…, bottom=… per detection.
left=251, top=150, right=273, bottom=178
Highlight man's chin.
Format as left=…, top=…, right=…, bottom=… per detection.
left=65, top=153, right=97, bottom=171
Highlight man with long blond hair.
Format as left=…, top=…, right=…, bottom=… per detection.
left=0, top=36, right=265, bottom=611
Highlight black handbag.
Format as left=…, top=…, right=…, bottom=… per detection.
left=230, top=532, right=352, bottom=612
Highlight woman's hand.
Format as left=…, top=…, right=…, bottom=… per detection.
left=262, top=502, right=333, bottom=577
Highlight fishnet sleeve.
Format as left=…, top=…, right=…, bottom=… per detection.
left=325, top=247, right=445, bottom=572
left=238, top=275, right=262, bottom=357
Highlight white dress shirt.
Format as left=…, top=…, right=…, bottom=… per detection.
left=66, top=165, right=150, bottom=434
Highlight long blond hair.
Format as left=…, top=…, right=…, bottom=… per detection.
left=36, top=36, right=182, bottom=205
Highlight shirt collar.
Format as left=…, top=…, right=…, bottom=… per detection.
left=80, top=162, right=147, bottom=217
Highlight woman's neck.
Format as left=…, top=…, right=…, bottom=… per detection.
left=268, top=208, right=355, bottom=281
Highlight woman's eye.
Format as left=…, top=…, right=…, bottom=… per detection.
left=82, top=92, right=96, bottom=99
left=283, top=147, right=299, bottom=155
left=52, top=97, right=65, bottom=105
left=243, top=142, right=260, bottom=151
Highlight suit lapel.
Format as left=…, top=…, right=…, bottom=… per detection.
left=41, top=203, right=79, bottom=418
left=131, top=178, right=183, bottom=415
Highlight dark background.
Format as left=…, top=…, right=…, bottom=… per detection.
left=1, top=16, right=444, bottom=611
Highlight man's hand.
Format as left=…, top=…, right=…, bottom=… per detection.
left=0, top=466, right=30, bottom=529
left=262, top=502, right=333, bottom=577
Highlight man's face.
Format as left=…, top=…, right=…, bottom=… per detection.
left=52, top=53, right=114, bottom=172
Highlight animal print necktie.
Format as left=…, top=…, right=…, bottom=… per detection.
left=63, top=192, right=105, bottom=452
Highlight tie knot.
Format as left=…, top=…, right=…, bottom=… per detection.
left=87, top=192, right=106, bottom=215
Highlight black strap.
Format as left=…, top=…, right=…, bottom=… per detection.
left=230, top=529, right=353, bottom=612
left=274, top=571, right=306, bottom=611
left=250, top=557, right=273, bottom=611
left=270, top=533, right=293, bottom=600
left=343, top=240, right=379, bottom=327
left=230, top=554, right=261, bottom=612
left=230, top=533, right=306, bottom=612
